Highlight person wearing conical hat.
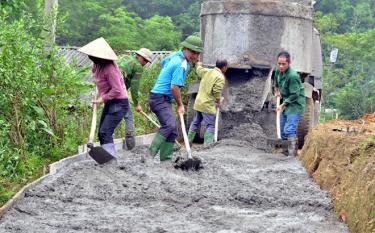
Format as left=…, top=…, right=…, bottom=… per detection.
left=141, top=35, right=204, bottom=165
left=78, top=37, right=130, bottom=157
left=117, top=48, right=153, bottom=150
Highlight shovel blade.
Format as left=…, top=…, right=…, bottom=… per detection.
left=174, top=155, right=203, bottom=171
left=88, top=146, right=116, bottom=164
left=267, top=138, right=290, bottom=148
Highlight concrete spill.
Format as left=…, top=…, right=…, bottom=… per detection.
left=221, top=73, right=276, bottom=151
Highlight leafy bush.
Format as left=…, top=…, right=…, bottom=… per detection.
left=0, top=13, right=90, bottom=204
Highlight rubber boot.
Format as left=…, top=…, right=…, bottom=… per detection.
left=287, top=137, right=297, bottom=156
left=159, top=141, right=174, bottom=161
left=281, top=139, right=289, bottom=156
left=101, top=143, right=118, bottom=164
left=125, top=131, right=136, bottom=150
left=141, top=133, right=165, bottom=164
left=204, top=132, right=215, bottom=145
left=187, top=131, right=196, bottom=146
left=102, top=143, right=116, bottom=156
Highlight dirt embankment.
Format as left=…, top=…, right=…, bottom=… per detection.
left=300, top=113, right=375, bottom=233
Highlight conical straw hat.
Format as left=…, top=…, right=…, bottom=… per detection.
left=78, top=37, right=118, bottom=60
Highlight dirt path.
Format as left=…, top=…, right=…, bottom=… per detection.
left=0, top=140, right=348, bottom=233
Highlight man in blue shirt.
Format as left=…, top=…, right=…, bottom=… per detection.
left=142, top=35, right=203, bottom=164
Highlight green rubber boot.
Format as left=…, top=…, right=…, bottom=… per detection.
left=204, top=132, right=215, bottom=145
left=149, top=133, right=166, bottom=156
left=159, top=141, right=174, bottom=161
left=187, top=131, right=196, bottom=145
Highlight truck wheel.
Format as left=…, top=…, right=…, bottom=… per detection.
left=297, top=97, right=314, bottom=149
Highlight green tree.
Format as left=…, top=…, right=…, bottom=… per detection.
left=57, top=0, right=123, bottom=45
left=315, top=0, right=375, bottom=33
left=175, top=1, right=202, bottom=37
left=98, top=7, right=143, bottom=50
left=322, top=30, right=375, bottom=119
left=57, top=0, right=202, bottom=47
left=57, top=0, right=184, bottom=50
left=141, top=15, right=181, bottom=50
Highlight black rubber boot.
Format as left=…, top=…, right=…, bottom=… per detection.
left=125, top=131, right=136, bottom=150
left=287, top=137, right=297, bottom=156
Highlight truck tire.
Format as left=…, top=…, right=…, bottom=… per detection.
left=297, top=97, right=314, bottom=149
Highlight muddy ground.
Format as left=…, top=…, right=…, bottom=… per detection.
left=0, top=140, right=348, bottom=233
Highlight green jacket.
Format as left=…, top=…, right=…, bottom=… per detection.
left=117, top=55, right=143, bottom=106
left=194, top=65, right=225, bottom=114
left=275, top=67, right=305, bottom=114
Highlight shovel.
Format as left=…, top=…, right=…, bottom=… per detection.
left=174, top=112, right=202, bottom=170
left=214, top=108, right=219, bottom=142
left=214, top=97, right=224, bottom=142
left=87, top=98, right=116, bottom=164
left=139, top=110, right=181, bottom=148
left=276, top=96, right=281, bottom=139
left=267, top=96, right=287, bottom=148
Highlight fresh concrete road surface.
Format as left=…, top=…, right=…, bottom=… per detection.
left=0, top=140, right=349, bottom=233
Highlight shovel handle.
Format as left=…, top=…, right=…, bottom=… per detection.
left=140, top=110, right=160, bottom=127
left=140, top=110, right=182, bottom=148
left=276, top=96, right=281, bottom=139
left=179, top=113, right=192, bottom=158
left=214, top=97, right=223, bottom=142
left=88, top=101, right=97, bottom=147
left=214, top=108, right=220, bottom=142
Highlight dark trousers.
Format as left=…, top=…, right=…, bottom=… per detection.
left=98, top=99, right=129, bottom=144
left=189, top=111, right=216, bottom=134
left=149, top=93, right=176, bottom=143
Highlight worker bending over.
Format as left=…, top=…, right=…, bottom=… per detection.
left=187, top=59, right=228, bottom=145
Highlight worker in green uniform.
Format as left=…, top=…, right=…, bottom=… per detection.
left=187, top=59, right=227, bottom=145
left=274, top=51, right=305, bottom=156
left=117, top=48, right=153, bottom=150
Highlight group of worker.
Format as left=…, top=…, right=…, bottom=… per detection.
left=78, top=34, right=305, bottom=164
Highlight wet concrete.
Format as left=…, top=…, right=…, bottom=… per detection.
left=0, top=142, right=349, bottom=233
left=221, top=72, right=277, bottom=151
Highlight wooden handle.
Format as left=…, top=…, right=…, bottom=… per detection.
left=140, top=111, right=160, bottom=127
left=179, top=113, right=192, bottom=158
left=276, top=96, right=281, bottom=139
left=88, top=102, right=97, bottom=146
left=214, top=108, right=220, bottom=142
left=88, top=90, right=99, bottom=147
left=140, top=110, right=181, bottom=148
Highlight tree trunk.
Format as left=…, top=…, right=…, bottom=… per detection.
left=44, top=0, right=58, bottom=49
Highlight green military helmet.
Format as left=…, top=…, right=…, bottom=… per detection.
left=180, top=35, right=204, bottom=53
